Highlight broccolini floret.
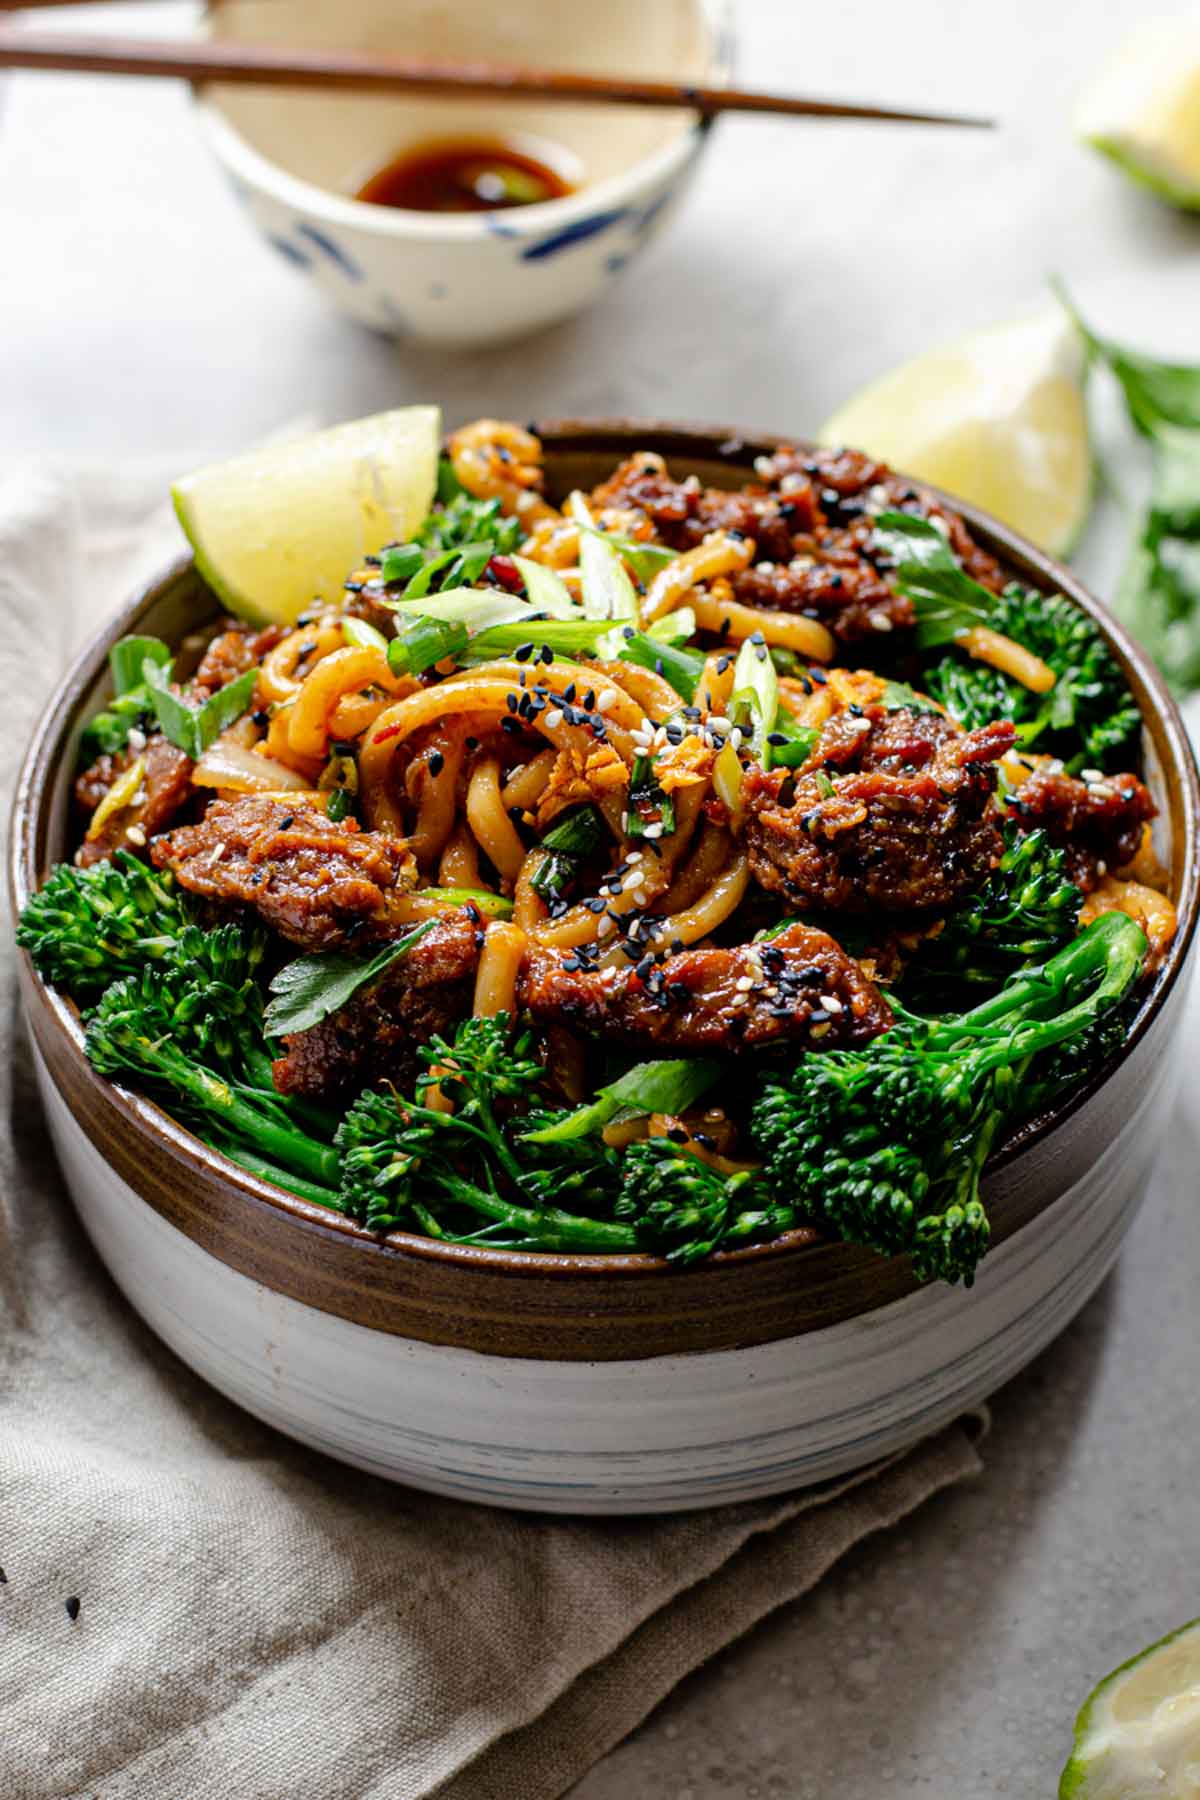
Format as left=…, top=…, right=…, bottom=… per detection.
left=751, top=913, right=1148, bottom=1285
left=17, top=852, right=197, bottom=999
left=615, top=1139, right=796, bottom=1263
left=86, top=971, right=342, bottom=1202
left=906, top=824, right=1082, bottom=995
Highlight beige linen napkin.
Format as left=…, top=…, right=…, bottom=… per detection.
left=0, top=461, right=983, bottom=1800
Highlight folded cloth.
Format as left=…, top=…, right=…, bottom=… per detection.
left=0, top=461, right=984, bottom=1800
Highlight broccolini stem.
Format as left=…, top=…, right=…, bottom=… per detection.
left=214, top=1139, right=346, bottom=1208
left=437, top=1173, right=639, bottom=1252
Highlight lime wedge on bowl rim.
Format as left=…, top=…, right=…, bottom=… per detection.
left=1074, top=18, right=1200, bottom=212
left=173, top=405, right=441, bottom=627
left=817, top=309, right=1092, bottom=558
left=1060, top=1616, right=1200, bottom=1798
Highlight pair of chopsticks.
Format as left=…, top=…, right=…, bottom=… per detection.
left=0, top=2, right=993, bottom=129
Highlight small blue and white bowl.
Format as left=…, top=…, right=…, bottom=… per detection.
left=195, top=0, right=733, bottom=346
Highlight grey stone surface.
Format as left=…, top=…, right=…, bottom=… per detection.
left=4, top=2, right=1198, bottom=1792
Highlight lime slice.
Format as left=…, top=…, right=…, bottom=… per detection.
left=1060, top=1617, right=1200, bottom=1798
left=1074, top=21, right=1200, bottom=212
left=173, top=406, right=441, bottom=626
left=817, top=311, right=1091, bottom=557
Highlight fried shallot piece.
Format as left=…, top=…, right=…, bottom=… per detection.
left=150, top=795, right=417, bottom=951
left=742, top=707, right=1015, bottom=914
left=1007, top=765, right=1156, bottom=890
left=520, top=921, right=891, bottom=1053
left=271, top=911, right=484, bottom=1100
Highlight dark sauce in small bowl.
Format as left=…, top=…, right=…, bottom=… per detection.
left=356, top=138, right=575, bottom=213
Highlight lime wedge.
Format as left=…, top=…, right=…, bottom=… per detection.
left=173, top=406, right=441, bottom=626
left=1074, top=21, right=1200, bottom=212
left=817, top=311, right=1091, bottom=557
left=1060, top=1617, right=1200, bottom=1798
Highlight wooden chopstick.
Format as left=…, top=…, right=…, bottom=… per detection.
left=0, top=28, right=994, bottom=128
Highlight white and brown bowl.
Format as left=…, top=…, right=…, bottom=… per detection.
left=11, top=424, right=1200, bottom=1513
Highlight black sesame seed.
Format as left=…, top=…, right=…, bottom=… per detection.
left=666, top=1125, right=689, bottom=1143
left=65, top=1597, right=80, bottom=1622
left=427, top=749, right=445, bottom=776
left=514, top=642, right=534, bottom=663
left=505, top=692, right=518, bottom=713
left=278, top=814, right=294, bottom=830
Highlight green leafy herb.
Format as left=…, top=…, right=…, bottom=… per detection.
left=1112, top=424, right=1200, bottom=694
left=579, top=524, right=678, bottom=584
left=110, top=634, right=171, bottom=695
left=1057, top=283, right=1200, bottom=436
left=80, top=688, right=155, bottom=761
left=767, top=716, right=820, bottom=769
left=881, top=679, right=939, bottom=713
left=873, top=512, right=989, bottom=648
left=263, top=922, right=436, bottom=1038
left=142, top=657, right=258, bottom=760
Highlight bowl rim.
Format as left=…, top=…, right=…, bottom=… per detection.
left=11, top=418, right=1200, bottom=1293
left=193, top=0, right=733, bottom=243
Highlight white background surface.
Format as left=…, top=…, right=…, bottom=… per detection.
left=2, top=1, right=1199, bottom=1794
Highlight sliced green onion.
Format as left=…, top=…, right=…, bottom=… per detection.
left=388, top=617, right=470, bottom=677
left=626, top=757, right=675, bottom=839
left=730, top=633, right=778, bottom=764
left=619, top=633, right=705, bottom=702
left=111, top=635, right=171, bottom=696
left=645, top=605, right=696, bottom=646
left=767, top=715, right=819, bottom=769
left=385, top=586, right=532, bottom=631
left=416, top=886, right=514, bottom=919
left=379, top=543, right=424, bottom=586
left=569, top=493, right=639, bottom=631
left=524, top=1058, right=722, bottom=1143
left=579, top=524, right=678, bottom=584
left=511, top=554, right=581, bottom=620
left=529, top=804, right=605, bottom=900
left=462, top=619, right=611, bottom=663
left=341, top=615, right=389, bottom=652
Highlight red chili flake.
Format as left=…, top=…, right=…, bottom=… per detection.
left=371, top=723, right=405, bottom=746
left=487, top=555, right=523, bottom=593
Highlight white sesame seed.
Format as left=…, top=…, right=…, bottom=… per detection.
left=729, top=727, right=744, bottom=751
left=754, top=455, right=774, bottom=477
left=758, top=561, right=776, bottom=575
left=1080, top=768, right=1104, bottom=783
left=620, top=813, right=629, bottom=832
left=867, top=609, right=893, bottom=632
left=707, top=715, right=732, bottom=734
left=818, top=994, right=844, bottom=1013
left=641, top=824, right=664, bottom=841
left=126, top=727, right=147, bottom=752
left=735, top=975, right=755, bottom=992
left=632, top=887, right=649, bottom=905
left=597, top=913, right=615, bottom=938
left=626, top=850, right=643, bottom=863
left=544, top=708, right=564, bottom=730
left=1096, top=859, right=1108, bottom=877
left=596, top=689, right=619, bottom=713
left=125, top=824, right=147, bottom=846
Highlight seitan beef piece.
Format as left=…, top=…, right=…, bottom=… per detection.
left=1008, top=766, right=1156, bottom=890
left=150, top=795, right=416, bottom=950
left=271, top=911, right=484, bottom=1100
left=191, top=621, right=285, bottom=697
left=589, top=444, right=1006, bottom=646
left=74, top=733, right=194, bottom=868
left=520, top=921, right=891, bottom=1053
left=743, top=707, right=1014, bottom=913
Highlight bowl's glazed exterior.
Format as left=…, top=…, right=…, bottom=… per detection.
left=12, top=424, right=1199, bottom=1512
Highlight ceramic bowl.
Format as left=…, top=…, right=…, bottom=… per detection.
left=12, top=424, right=1200, bottom=1514
left=194, top=0, right=732, bottom=346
